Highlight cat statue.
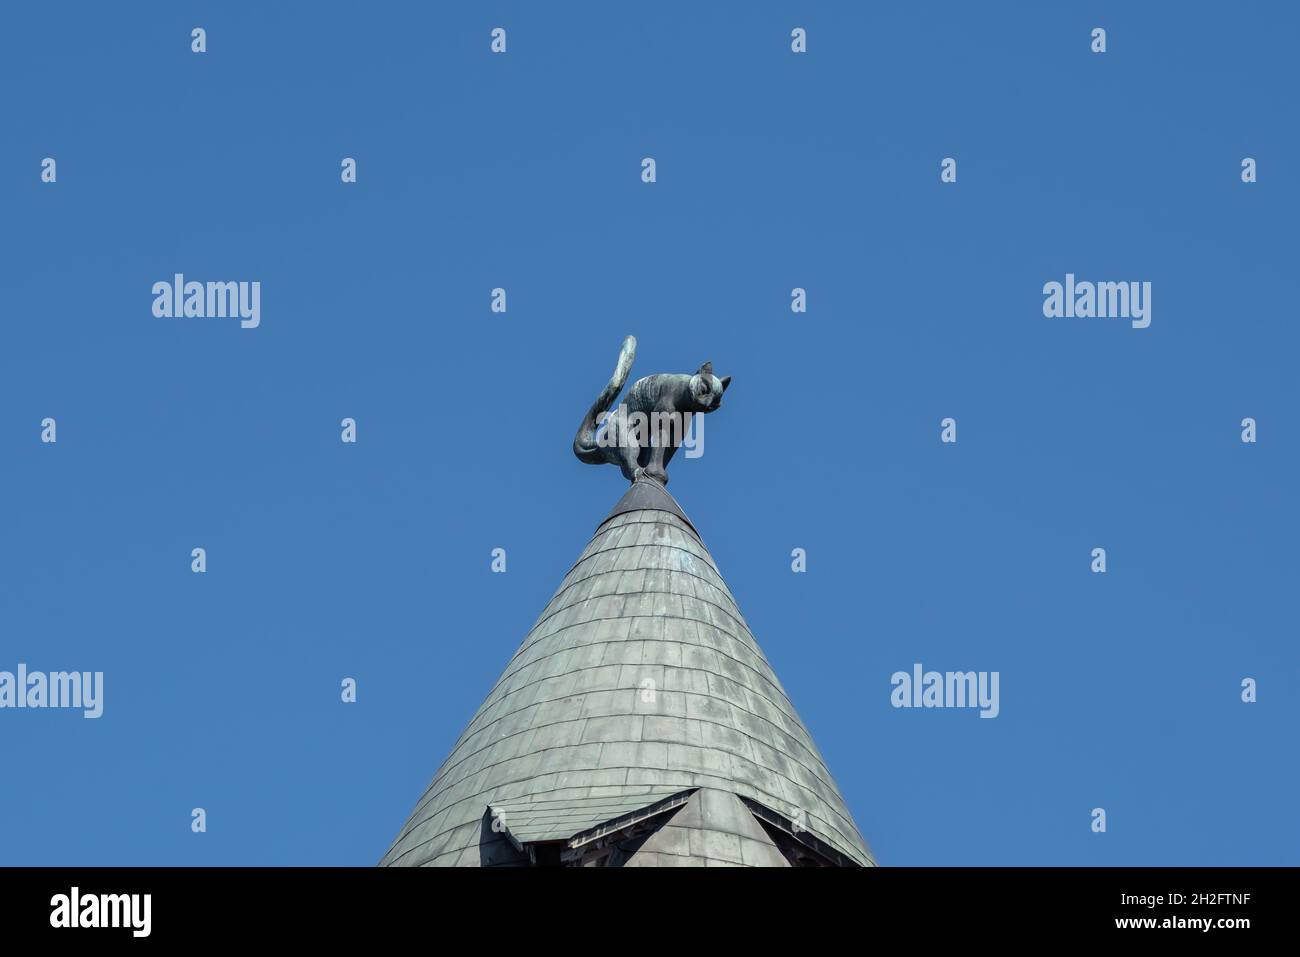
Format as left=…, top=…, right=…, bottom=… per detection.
left=573, top=336, right=731, bottom=485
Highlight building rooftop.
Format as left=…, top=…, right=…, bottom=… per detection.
left=380, top=478, right=874, bottom=866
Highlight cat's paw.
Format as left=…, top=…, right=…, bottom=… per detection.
left=642, top=465, right=669, bottom=486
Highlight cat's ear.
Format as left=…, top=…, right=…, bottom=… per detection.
left=720, top=375, right=731, bottom=392
left=696, top=361, right=713, bottom=377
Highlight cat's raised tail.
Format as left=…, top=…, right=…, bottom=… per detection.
left=573, top=335, right=636, bottom=464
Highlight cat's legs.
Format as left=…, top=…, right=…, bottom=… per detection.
left=617, top=436, right=643, bottom=483
left=642, top=425, right=671, bottom=485
left=660, top=441, right=678, bottom=474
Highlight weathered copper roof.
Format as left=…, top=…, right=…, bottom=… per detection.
left=380, top=479, right=874, bottom=866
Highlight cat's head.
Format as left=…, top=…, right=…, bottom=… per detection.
left=688, top=361, right=731, bottom=412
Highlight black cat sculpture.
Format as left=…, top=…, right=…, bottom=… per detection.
left=573, top=336, right=731, bottom=486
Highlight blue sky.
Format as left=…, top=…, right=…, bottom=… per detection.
left=1, top=2, right=1296, bottom=865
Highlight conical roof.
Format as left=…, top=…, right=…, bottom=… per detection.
left=381, top=479, right=874, bottom=866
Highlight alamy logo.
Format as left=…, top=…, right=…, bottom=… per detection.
left=890, top=663, right=1000, bottom=718
left=50, top=887, right=151, bottom=937
left=0, top=664, right=103, bottom=718
left=1043, top=273, right=1151, bottom=328
left=152, top=274, right=261, bottom=328
left=595, top=404, right=705, bottom=459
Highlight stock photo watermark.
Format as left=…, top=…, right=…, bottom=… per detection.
left=595, top=404, right=706, bottom=458
left=50, top=888, right=151, bottom=938
left=891, top=664, right=999, bottom=719
left=0, top=665, right=103, bottom=718
left=1043, top=273, right=1151, bottom=329
left=152, top=275, right=261, bottom=329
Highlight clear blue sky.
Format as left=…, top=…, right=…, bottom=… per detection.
left=2, top=2, right=1296, bottom=866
